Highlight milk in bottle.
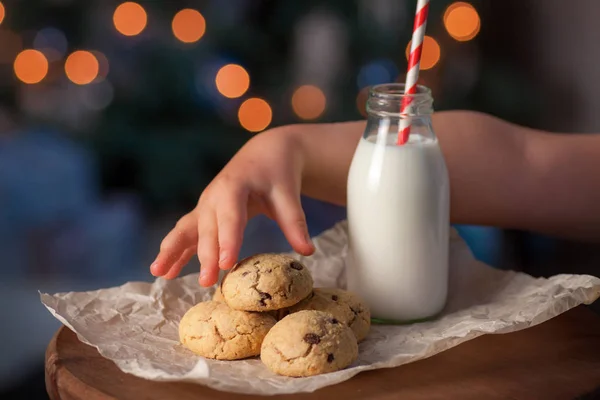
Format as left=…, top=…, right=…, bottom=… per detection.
left=346, top=84, right=450, bottom=322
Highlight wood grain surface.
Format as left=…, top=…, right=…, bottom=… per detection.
left=45, top=306, right=600, bottom=400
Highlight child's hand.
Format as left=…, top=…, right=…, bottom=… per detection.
left=150, top=128, right=315, bottom=287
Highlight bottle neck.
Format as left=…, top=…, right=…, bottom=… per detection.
left=364, top=84, right=435, bottom=143
left=366, top=83, right=434, bottom=118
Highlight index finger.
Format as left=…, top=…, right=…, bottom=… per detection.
left=216, top=189, right=249, bottom=270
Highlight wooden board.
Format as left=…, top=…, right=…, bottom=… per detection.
left=45, top=306, right=600, bottom=400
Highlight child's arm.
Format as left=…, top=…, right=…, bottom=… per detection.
left=151, top=111, right=600, bottom=286
left=297, top=111, right=600, bottom=239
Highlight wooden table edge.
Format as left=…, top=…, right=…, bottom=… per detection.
left=45, top=327, right=116, bottom=400
left=45, top=306, right=600, bottom=400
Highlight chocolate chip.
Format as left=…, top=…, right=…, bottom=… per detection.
left=331, top=295, right=338, bottom=301
left=289, top=261, right=303, bottom=270
left=258, top=291, right=272, bottom=306
left=266, top=268, right=272, bottom=273
left=327, top=353, right=335, bottom=363
left=303, top=333, right=321, bottom=344
left=330, top=318, right=339, bottom=324
left=241, top=271, right=250, bottom=277
left=254, top=261, right=260, bottom=266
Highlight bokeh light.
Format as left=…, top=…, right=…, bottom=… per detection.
left=14, top=49, right=48, bottom=84
left=65, top=51, right=99, bottom=85
left=172, top=9, right=206, bottom=43
left=194, top=57, right=230, bottom=105
left=357, top=59, right=398, bottom=89
left=292, top=85, right=326, bottom=120
left=0, top=2, right=5, bottom=25
left=238, top=98, right=272, bottom=132
left=215, top=64, right=249, bottom=98
left=444, top=2, right=480, bottom=41
left=81, top=80, right=114, bottom=111
left=113, top=2, right=147, bottom=37
left=405, top=35, right=441, bottom=70
left=34, top=27, right=68, bottom=62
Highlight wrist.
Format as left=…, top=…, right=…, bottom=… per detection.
left=248, top=123, right=307, bottom=179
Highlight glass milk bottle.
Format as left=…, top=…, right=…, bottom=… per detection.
left=346, top=83, right=450, bottom=323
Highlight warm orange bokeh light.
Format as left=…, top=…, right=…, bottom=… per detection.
left=444, top=2, right=480, bottom=41
left=238, top=98, right=272, bottom=132
left=292, top=85, right=326, bottom=120
left=0, top=2, right=5, bottom=25
left=405, top=35, right=441, bottom=70
left=113, top=2, right=147, bottom=37
left=14, top=49, right=48, bottom=84
left=65, top=51, right=99, bottom=85
left=215, top=64, right=249, bottom=98
left=172, top=9, right=206, bottom=43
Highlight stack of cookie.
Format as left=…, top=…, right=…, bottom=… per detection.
left=179, top=253, right=371, bottom=377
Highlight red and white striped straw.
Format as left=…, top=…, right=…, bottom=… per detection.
left=397, top=0, right=430, bottom=145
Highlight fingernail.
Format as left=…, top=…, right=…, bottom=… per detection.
left=150, top=262, right=160, bottom=275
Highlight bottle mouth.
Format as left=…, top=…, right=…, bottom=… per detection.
left=370, top=83, right=432, bottom=100
left=367, top=83, right=433, bottom=116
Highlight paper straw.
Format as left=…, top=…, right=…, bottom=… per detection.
left=397, top=0, right=430, bottom=145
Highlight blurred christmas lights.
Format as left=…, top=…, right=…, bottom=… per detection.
left=65, top=51, right=99, bottom=85
left=14, top=49, right=48, bottom=84
left=34, top=28, right=68, bottom=62
left=81, top=80, right=114, bottom=110
left=215, top=64, right=249, bottom=98
left=405, top=35, right=440, bottom=70
left=113, top=2, right=147, bottom=37
left=194, top=57, right=230, bottom=107
left=238, top=98, right=272, bottom=132
left=292, top=85, right=326, bottom=120
left=444, top=2, right=480, bottom=42
left=172, top=9, right=206, bottom=43
left=357, top=59, right=398, bottom=89
left=0, top=2, right=5, bottom=25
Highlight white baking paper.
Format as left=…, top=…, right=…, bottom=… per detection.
left=41, top=221, right=600, bottom=395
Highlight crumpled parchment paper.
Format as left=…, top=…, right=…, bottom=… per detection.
left=41, top=221, right=600, bottom=395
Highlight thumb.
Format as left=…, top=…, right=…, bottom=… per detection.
left=269, top=188, right=315, bottom=256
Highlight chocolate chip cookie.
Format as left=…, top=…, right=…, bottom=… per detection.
left=221, top=254, right=313, bottom=312
left=179, top=301, right=276, bottom=360
left=280, top=288, right=371, bottom=342
left=260, top=310, right=358, bottom=376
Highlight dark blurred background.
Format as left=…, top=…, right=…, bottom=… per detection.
left=1, top=0, right=599, bottom=398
